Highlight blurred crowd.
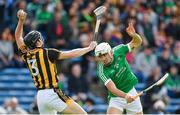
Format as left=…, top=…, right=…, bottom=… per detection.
left=0, top=97, right=29, bottom=114
left=0, top=0, right=180, bottom=114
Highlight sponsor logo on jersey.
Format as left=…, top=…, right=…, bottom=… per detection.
left=115, top=67, right=126, bottom=77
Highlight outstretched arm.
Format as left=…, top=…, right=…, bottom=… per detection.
left=59, top=41, right=97, bottom=59
left=126, top=22, right=142, bottom=51
left=15, top=9, right=27, bottom=49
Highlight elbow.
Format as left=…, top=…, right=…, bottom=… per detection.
left=15, top=32, right=17, bottom=38
left=135, top=36, right=143, bottom=48
left=15, top=35, right=18, bottom=41
left=132, top=39, right=142, bottom=49
left=139, top=38, right=143, bottom=46
left=136, top=34, right=143, bottom=46
left=135, top=34, right=143, bottom=46
left=15, top=35, right=18, bottom=40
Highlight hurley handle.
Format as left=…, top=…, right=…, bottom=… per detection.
left=94, top=20, right=101, bottom=41
left=132, top=91, right=143, bottom=100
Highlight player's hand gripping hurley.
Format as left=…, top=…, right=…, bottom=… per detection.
left=93, top=6, right=106, bottom=41
left=132, top=73, right=169, bottom=100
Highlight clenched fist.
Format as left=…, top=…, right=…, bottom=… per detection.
left=126, top=22, right=136, bottom=37
left=17, top=9, right=27, bottom=22
left=125, top=94, right=135, bottom=103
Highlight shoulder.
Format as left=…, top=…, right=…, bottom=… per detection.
left=113, top=44, right=131, bottom=51
left=46, top=48, right=59, bottom=51
left=46, top=48, right=61, bottom=54
left=48, top=48, right=62, bottom=53
left=19, top=45, right=28, bottom=54
left=46, top=48, right=61, bottom=62
left=113, top=44, right=131, bottom=55
left=18, top=45, right=28, bottom=59
left=113, top=44, right=124, bottom=51
left=97, top=62, right=103, bottom=67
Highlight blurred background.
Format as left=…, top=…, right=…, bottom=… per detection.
left=0, top=0, right=180, bottom=114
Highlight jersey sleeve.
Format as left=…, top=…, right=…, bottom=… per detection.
left=47, top=48, right=61, bottom=62
left=18, top=45, right=28, bottom=61
left=18, top=45, right=28, bottom=55
left=97, top=63, right=111, bottom=85
left=113, top=44, right=131, bottom=55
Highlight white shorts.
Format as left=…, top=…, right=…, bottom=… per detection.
left=109, top=87, right=143, bottom=114
left=37, top=88, right=72, bottom=114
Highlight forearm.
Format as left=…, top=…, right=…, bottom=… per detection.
left=59, top=47, right=91, bottom=59
left=15, top=20, right=25, bottom=47
left=109, top=87, right=127, bottom=98
left=107, top=82, right=135, bottom=103
left=69, top=47, right=91, bottom=58
left=106, top=81, right=126, bottom=98
left=129, top=33, right=142, bottom=50
left=15, top=20, right=24, bottom=40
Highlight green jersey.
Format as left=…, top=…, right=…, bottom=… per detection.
left=97, top=44, right=138, bottom=97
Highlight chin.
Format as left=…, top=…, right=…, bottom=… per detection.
left=104, top=61, right=110, bottom=65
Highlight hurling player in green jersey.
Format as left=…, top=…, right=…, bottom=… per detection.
left=95, top=22, right=143, bottom=114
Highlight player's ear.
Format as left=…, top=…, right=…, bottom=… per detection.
left=36, top=39, right=43, bottom=47
left=109, top=50, right=113, bottom=58
left=35, top=40, right=40, bottom=46
left=110, top=50, right=113, bottom=54
left=94, top=56, right=100, bottom=62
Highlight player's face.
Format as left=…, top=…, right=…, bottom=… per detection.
left=39, top=39, right=44, bottom=47
left=36, top=39, right=44, bottom=47
left=98, top=51, right=113, bottom=65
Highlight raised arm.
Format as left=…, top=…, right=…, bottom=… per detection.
left=126, top=22, right=142, bottom=51
left=15, top=9, right=27, bottom=49
left=59, top=41, right=97, bottom=59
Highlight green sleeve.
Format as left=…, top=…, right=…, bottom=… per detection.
left=113, top=44, right=131, bottom=55
left=97, top=63, right=111, bottom=85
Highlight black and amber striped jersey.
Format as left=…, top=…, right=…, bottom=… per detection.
left=19, top=46, right=61, bottom=90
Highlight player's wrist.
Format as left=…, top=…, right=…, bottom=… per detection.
left=123, top=93, right=129, bottom=99
left=124, top=94, right=129, bottom=100
left=18, top=19, right=25, bottom=24
left=87, top=46, right=92, bottom=51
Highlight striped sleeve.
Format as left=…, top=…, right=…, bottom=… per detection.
left=47, top=48, right=61, bottom=63
left=97, top=63, right=111, bottom=85
left=18, top=45, right=28, bottom=61
left=18, top=45, right=28, bottom=56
